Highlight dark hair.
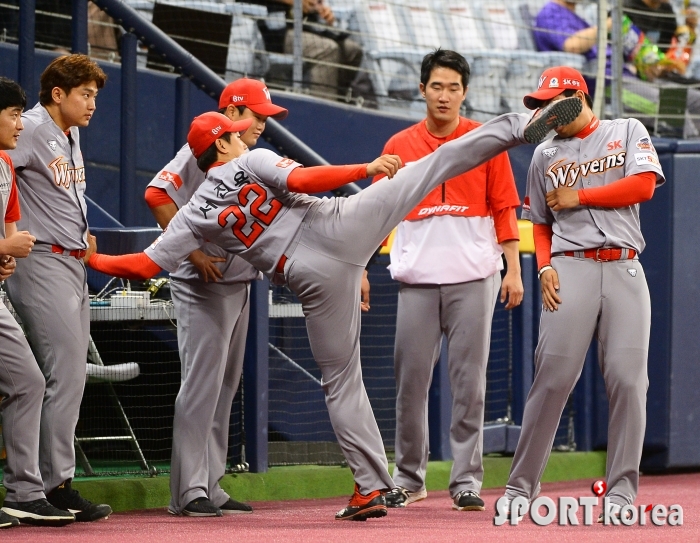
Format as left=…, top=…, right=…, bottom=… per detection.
left=196, top=132, right=233, bottom=172
left=0, top=77, right=26, bottom=112
left=420, top=48, right=470, bottom=89
left=218, top=105, right=246, bottom=116
left=562, top=88, right=593, bottom=109
left=39, top=54, right=107, bottom=106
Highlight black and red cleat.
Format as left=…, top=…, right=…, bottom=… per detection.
left=335, top=484, right=388, bottom=521
left=524, top=96, right=583, bottom=143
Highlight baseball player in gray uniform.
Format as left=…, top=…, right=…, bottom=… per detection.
left=4, top=55, right=111, bottom=522
left=497, top=67, right=664, bottom=522
left=0, top=78, right=75, bottom=528
left=88, top=99, right=582, bottom=520
left=145, top=78, right=287, bottom=517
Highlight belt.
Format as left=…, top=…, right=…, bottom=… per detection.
left=559, top=248, right=636, bottom=262
left=51, top=244, right=87, bottom=259
left=275, top=254, right=288, bottom=275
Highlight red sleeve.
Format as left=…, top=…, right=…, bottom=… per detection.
left=144, top=186, right=176, bottom=208
left=0, top=153, right=20, bottom=223
left=5, top=167, right=20, bottom=223
left=486, top=151, right=521, bottom=212
left=533, top=223, right=554, bottom=269
left=493, top=207, right=520, bottom=243
left=286, top=164, right=368, bottom=194
left=578, top=172, right=656, bottom=207
left=88, top=252, right=162, bottom=280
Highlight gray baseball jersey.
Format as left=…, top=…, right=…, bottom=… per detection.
left=0, top=152, right=46, bottom=502
left=147, top=144, right=260, bottom=284
left=7, top=103, right=88, bottom=249
left=505, top=116, right=662, bottom=510
left=134, top=112, right=532, bottom=496
left=522, top=117, right=665, bottom=251
left=145, top=148, right=316, bottom=279
left=4, top=103, right=91, bottom=493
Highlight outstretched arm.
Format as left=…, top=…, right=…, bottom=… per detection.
left=287, top=155, right=402, bottom=194
left=88, top=252, right=163, bottom=281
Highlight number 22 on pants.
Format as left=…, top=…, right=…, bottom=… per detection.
left=217, top=183, right=283, bottom=247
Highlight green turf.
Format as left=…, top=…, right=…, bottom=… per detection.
left=0, top=452, right=606, bottom=512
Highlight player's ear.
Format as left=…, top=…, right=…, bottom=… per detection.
left=51, top=87, right=64, bottom=105
left=224, top=104, right=239, bottom=121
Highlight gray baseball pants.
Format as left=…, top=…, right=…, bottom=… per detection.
left=280, top=112, right=529, bottom=493
left=506, top=256, right=650, bottom=506
left=5, top=247, right=90, bottom=492
left=0, top=302, right=46, bottom=502
left=392, top=275, right=501, bottom=497
left=168, top=279, right=250, bottom=513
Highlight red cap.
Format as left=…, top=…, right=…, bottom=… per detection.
left=218, top=78, right=288, bottom=120
left=187, top=112, right=253, bottom=159
left=523, top=66, right=589, bottom=110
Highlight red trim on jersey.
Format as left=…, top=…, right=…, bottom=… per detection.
left=0, top=152, right=20, bottom=222
left=493, top=207, right=520, bottom=243
left=287, top=164, right=368, bottom=194
left=575, top=116, right=600, bottom=139
left=533, top=223, right=554, bottom=269
left=207, top=161, right=226, bottom=172
left=578, top=172, right=656, bottom=207
left=156, top=170, right=183, bottom=190
left=372, top=117, right=520, bottom=222
left=88, top=252, right=162, bottom=280
left=144, top=186, right=175, bottom=209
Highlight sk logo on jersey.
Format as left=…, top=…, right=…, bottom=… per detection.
left=157, top=170, right=183, bottom=190
left=49, top=156, right=85, bottom=189
left=542, top=147, right=558, bottom=158
left=276, top=158, right=295, bottom=168
left=546, top=153, right=626, bottom=187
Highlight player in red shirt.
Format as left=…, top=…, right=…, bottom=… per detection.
left=371, top=49, right=523, bottom=510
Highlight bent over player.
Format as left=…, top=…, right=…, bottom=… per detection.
left=0, top=78, right=75, bottom=528
left=498, top=67, right=663, bottom=522
left=145, top=79, right=287, bottom=517
left=5, top=55, right=111, bottom=521
left=373, top=49, right=523, bottom=512
left=88, top=99, right=582, bottom=520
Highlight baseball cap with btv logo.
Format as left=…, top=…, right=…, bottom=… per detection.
left=219, top=78, right=288, bottom=120
left=187, top=112, right=253, bottom=159
left=523, top=66, right=589, bottom=110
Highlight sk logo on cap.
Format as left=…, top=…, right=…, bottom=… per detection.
left=211, top=125, right=222, bottom=135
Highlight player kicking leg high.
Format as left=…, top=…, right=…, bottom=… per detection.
left=87, top=98, right=581, bottom=520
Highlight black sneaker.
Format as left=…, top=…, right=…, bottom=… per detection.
left=0, top=510, right=19, bottom=529
left=452, top=490, right=485, bottom=511
left=524, top=96, right=583, bottom=143
left=182, top=498, right=222, bottom=517
left=2, top=498, right=75, bottom=526
left=219, top=498, right=252, bottom=515
left=335, top=484, right=387, bottom=521
left=46, top=479, right=111, bottom=522
left=385, top=487, right=428, bottom=508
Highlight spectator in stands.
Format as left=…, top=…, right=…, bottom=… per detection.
left=533, top=0, right=700, bottom=137
left=623, top=0, right=679, bottom=52
left=252, top=0, right=364, bottom=100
